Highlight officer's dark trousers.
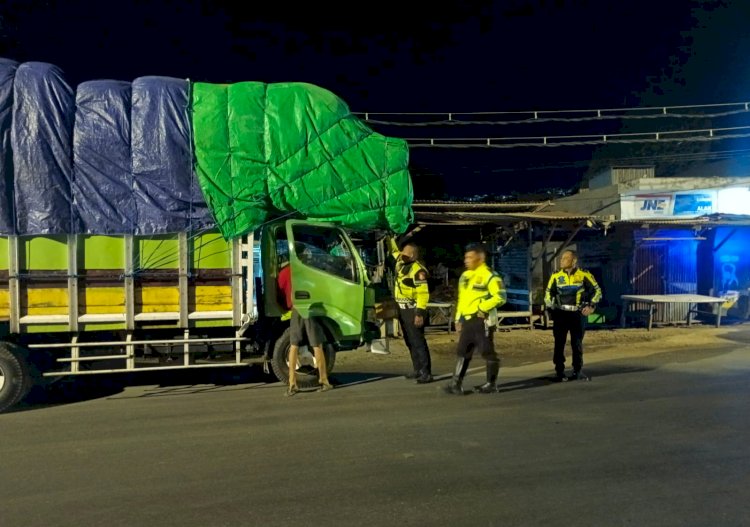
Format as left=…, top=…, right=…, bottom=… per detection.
left=399, top=307, right=431, bottom=375
left=552, top=309, right=585, bottom=374
left=456, top=317, right=498, bottom=364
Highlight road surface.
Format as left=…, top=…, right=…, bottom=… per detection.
left=2, top=326, right=749, bottom=526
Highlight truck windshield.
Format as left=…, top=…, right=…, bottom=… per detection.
left=292, top=225, right=358, bottom=283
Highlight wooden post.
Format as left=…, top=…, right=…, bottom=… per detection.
left=541, top=224, right=559, bottom=329
left=647, top=304, right=654, bottom=331
left=527, top=224, right=534, bottom=330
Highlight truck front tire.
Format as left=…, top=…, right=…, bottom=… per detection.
left=0, top=342, right=32, bottom=413
left=270, top=328, right=336, bottom=389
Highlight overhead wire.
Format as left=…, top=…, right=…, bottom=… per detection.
left=362, top=108, right=750, bottom=126
left=357, top=100, right=750, bottom=149
left=354, top=100, right=750, bottom=118
left=404, top=126, right=750, bottom=148
left=430, top=148, right=750, bottom=175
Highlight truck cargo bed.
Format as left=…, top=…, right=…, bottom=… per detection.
left=0, top=232, right=255, bottom=334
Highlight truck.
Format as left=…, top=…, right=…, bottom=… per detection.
left=0, top=59, right=413, bottom=412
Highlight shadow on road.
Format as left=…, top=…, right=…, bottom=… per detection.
left=495, top=364, right=654, bottom=393
left=715, top=327, right=750, bottom=346
left=330, top=372, right=401, bottom=388
left=113, top=371, right=401, bottom=399
left=497, top=376, right=558, bottom=393
left=8, top=366, right=403, bottom=410
left=494, top=345, right=738, bottom=393
left=8, top=366, right=274, bottom=412
left=9, top=376, right=127, bottom=413
left=574, top=364, right=653, bottom=381
left=8, top=340, right=742, bottom=412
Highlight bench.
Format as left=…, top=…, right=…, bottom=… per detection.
left=375, top=301, right=455, bottom=335
left=620, top=294, right=725, bottom=331
left=497, top=288, right=534, bottom=329
left=426, top=302, right=455, bottom=333
left=427, top=290, right=535, bottom=332
left=391, top=291, right=534, bottom=334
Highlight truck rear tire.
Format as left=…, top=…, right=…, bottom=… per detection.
left=271, top=328, right=336, bottom=389
left=0, top=342, right=32, bottom=413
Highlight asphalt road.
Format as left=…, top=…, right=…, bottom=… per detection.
left=2, top=328, right=750, bottom=527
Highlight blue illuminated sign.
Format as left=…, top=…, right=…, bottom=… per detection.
left=674, top=193, right=714, bottom=215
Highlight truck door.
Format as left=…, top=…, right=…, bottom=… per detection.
left=286, top=221, right=365, bottom=340
left=260, top=223, right=291, bottom=318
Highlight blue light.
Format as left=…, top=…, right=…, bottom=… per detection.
left=713, top=227, right=750, bottom=294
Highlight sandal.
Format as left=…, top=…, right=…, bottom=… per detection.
left=285, top=385, right=299, bottom=397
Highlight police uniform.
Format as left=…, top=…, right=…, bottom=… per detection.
left=545, top=267, right=602, bottom=380
left=390, top=239, right=432, bottom=382
left=446, top=262, right=507, bottom=394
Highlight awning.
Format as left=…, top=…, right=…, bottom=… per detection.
left=612, top=213, right=750, bottom=227
left=413, top=208, right=604, bottom=226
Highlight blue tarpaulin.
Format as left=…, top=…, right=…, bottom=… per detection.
left=0, top=65, right=215, bottom=236
left=73, top=80, right=134, bottom=234
left=11, top=62, right=75, bottom=234
left=131, top=76, right=213, bottom=235
left=0, top=59, right=17, bottom=234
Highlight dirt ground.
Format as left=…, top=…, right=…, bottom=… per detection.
left=335, top=322, right=748, bottom=377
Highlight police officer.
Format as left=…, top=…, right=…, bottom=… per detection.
left=545, top=249, right=602, bottom=382
left=389, top=237, right=433, bottom=383
left=444, top=243, right=507, bottom=395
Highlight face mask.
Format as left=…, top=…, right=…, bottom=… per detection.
left=401, top=255, right=413, bottom=263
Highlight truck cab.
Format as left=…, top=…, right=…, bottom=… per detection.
left=259, top=220, right=380, bottom=387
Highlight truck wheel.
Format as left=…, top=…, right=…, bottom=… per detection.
left=270, top=328, right=336, bottom=389
left=0, top=342, right=32, bottom=413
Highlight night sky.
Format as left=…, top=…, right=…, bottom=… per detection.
left=2, top=0, right=748, bottom=199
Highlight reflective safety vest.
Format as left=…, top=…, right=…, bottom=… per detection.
left=454, top=263, right=506, bottom=323
left=545, top=268, right=602, bottom=309
left=390, top=239, right=430, bottom=314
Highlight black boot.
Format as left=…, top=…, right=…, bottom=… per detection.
left=474, top=360, right=500, bottom=393
left=568, top=370, right=589, bottom=381
left=552, top=368, right=567, bottom=382
left=443, top=357, right=470, bottom=395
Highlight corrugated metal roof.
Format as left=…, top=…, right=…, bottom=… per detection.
left=412, top=200, right=549, bottom=212
left=615, top=217, right=711, bottom=225
left=613, top=213, right=750, bottom=226
left=413, top=210, right=603, bottom=225
left=504, top=211, right=604, bottom=221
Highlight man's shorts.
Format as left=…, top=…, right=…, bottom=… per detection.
left=290, top=310, right=325, bottom=347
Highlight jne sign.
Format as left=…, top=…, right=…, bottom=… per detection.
left=639, top=198, right=669, bottom=212
left=633, top=194, right=672, bottom=216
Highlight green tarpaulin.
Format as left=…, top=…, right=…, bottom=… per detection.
left=191, top=81, right=413, bottom=238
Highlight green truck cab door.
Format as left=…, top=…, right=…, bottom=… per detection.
left=286, top=221, right=366, bottom=340
left=260, top=223, right=290, bottom=319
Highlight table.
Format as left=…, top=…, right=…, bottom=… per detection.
left=620, top=294, right=726, bottom=331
